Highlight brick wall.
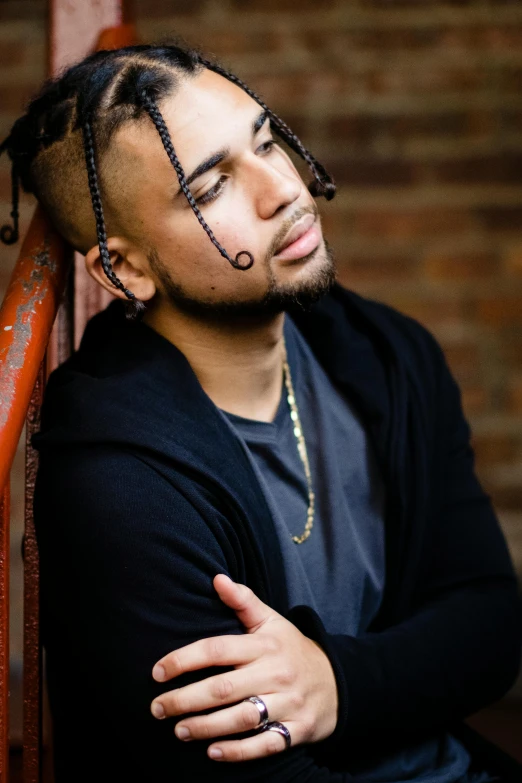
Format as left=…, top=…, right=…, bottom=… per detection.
left=1, top=0, right=522, bottom=718
left=133, top=0, right=522, bottom=577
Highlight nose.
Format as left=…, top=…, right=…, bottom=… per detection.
left=248, top=154, right=302, bottom=220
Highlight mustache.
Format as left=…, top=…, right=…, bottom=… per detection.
left=264, top=202, right=319, bottom=264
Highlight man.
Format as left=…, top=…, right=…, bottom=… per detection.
left=2, top=43, right=521, bottom=782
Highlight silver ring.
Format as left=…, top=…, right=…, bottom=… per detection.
left=262, top=720, right=291, bottom=749
left=242, top=695, right=269, bottom=729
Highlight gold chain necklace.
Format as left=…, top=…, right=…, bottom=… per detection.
left=282, top=337, right=314, bottom=544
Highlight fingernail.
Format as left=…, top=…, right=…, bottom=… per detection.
left=152, top=664, right=166, bottom=682
left=209, top=748, right=223, bottom=759
left=151, top=702, right=165, bottom=719
left=176, top=726, right=190, bottom=740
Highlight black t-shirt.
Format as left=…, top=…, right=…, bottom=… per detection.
left=221, top=314, right=494, bottom=783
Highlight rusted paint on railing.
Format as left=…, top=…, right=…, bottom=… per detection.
left=0, top=482, right=9, bottom=783
left=0, top=207, right=71, bottom=495
left=23, top=364, right=45, bottom=783
left=0, top=8, right=134, bottom=779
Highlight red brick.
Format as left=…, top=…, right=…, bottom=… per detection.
left=354, top=208, right=473, bottom=239
left=498, top=331, right=522, bottom=371
left=364, top=66, right=484, bottom=96
left=461, top=385, right=490, bottom=415
left=134, top=0, right=205, bottom=15
left=0, top=82, right=40, bottom=113
left=327, top=111, right=491, bottom=147
left=441, top=341, right=481, bottom=384
left=181, top=30, right=281, bottom=57
left=378, top=294, right=465, bottom=330
left=506, top=376, right=522, bottom=414
left=423, top=251, right=499, bottom=281
left=0, top=170, right=14, bottom=195
left=224, top=70, right=354, bottom=106
left=476, top=296, right=522, bottom=328
left=272, top=113, right=309, bottom=142
left=248, top=74, right=314, bottom=108
left=504, top=245, right=522, bottom=278
left=441, top=26, right=522, bottom=51
left=472, top=433, right=520, bottom=468
left=487, top=484, right=522, bottom=513
left=338, top=253, right=418, bottom=285
left=435, top=155, right=522, bottom=186
left=501, top=109, right=522, bottom=134
left=326, top=157, right=417, bottom=188
left=476, top=207, right=522, bottom=233
left=231, top=0, right=335, bottom=9
left=0, top=41, right=29, bottom=68
left=312, top=28, right=443, bottom=52
left=319, top=207, right=354, bottom=239
left=500, top=68, right=522, bottom=94
left=0, top=0, right=44, bottom=20
left=364, top=0, right=473, bottom=5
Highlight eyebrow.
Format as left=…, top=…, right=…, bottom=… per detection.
left=176, top=109, right=270, bottom=196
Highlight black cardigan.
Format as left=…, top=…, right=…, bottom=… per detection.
left=32, top=283, right=522, bottom=782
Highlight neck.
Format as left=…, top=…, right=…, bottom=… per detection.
left=143, top=303, right=286, bottom=423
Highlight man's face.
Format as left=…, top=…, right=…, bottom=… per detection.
left=110, top=68, right=335, bottom=319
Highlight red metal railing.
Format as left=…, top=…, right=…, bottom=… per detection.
left=0, top=209, right=70, bottom=783
left=0, top=13, right=135, bottom=781
left=0, top=484, right=9, bottom=783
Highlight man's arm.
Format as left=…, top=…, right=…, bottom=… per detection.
left=34, top=446, right=352, bottom=782
left=287, top=331, right=522, bottom=754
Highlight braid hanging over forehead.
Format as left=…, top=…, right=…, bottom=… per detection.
left=0, top=42, right=336, bottom=320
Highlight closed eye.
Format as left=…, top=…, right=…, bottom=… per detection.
left=195, top=137, right=277, bottom=207
left=257, top=139, right=276, bottom=155
left=195, top=175, right=228, bottom=206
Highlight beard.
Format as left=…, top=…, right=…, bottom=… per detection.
left=145, top=238, right=337, bottom=323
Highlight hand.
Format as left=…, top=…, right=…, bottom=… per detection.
left=150, top=574, right=338, bottom=762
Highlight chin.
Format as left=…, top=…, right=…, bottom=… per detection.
left=273, top=238, right=335, bottom=286
left=267, top=239, right=337, bottom=312
left=153, top=239, right=336, bottom=322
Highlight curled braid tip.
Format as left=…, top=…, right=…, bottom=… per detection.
left=309, top=179, right=336, bottom=202
left=0, top=224, right=18, bottom=245
left=231, top=250, right=254, bottom=270
left=138, top=88, right=255, bottom=273
left=124, top=294, right=147, bottom=320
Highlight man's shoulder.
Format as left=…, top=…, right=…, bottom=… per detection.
left=340, top=285, right=442, bottom=353
left=321, top=283, right=448, bottom=384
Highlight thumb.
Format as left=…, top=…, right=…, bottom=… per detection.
left=213, top=573, right=275, bottom=632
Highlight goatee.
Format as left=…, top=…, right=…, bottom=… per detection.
left=145, top=239, right=337, bottom=323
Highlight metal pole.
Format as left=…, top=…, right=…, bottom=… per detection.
left=0, top=483, right=10, bottom=783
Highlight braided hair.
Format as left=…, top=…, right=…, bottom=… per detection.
left=0, top=43, right=336, bottom=320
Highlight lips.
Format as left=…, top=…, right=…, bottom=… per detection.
left=274, top=213, right=317, bottom=256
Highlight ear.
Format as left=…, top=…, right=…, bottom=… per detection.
left=84, top=236, right=156, bottom=302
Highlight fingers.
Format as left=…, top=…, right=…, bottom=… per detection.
left=153, top=633, right=277, bottom=683
left=152, top=663, right=284, bottom=718
left=174, top=693, right=287, bottom=742
left=213, top=575, right=273, bottom=633
left=206, top=721, right=299, bottom=762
